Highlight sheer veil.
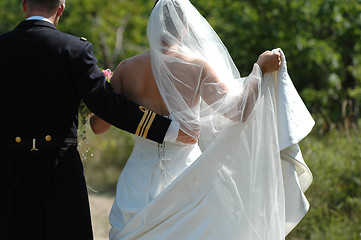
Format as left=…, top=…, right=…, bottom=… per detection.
left=147, top=0, right=262, bottom=142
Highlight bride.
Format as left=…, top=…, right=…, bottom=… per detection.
left=90, top=0, right=313, bottom=239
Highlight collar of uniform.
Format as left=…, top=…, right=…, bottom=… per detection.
left=15, top=19, right=58, bottom=31
left=26, top=16, right=53, bottom=24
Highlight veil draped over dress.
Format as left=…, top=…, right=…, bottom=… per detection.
left=110, top=0, right=314, bottom=239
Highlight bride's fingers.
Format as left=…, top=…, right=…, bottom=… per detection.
left=275, top=53, right=281, bottom=69
left=177, top=130, right=198, bottom=144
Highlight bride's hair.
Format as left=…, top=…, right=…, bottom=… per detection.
left=163, top=1, right=186, bottom=39
left=153, top=0, right=187, bottom=43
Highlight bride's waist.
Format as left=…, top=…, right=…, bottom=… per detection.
left=134, top=135, right=192, bottom=148
left=131, top=136, right=200, bottom=160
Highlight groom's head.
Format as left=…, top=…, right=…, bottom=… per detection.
left=25, top=0, right=65, bottom=12
left=22, top=0, right=66, bottom=26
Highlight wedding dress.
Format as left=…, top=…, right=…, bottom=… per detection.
left=109, top=0, right=314, bottom=239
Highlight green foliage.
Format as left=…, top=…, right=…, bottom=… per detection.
left=0, top=0, right=24, bottom=33
left=286, top=130, right=361, bottom=240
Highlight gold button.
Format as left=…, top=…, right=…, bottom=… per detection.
left=15, top=137, right=21, bottom=143
left=45, top=135, right=52, bottom=142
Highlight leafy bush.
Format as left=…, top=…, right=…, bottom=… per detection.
left=287, top=130, right=361, bottom=240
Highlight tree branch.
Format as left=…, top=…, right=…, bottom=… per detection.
left=112, top=14, right=131, bottom=64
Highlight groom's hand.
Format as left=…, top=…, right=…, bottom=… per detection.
left=177, top=129, right=199, bottom=145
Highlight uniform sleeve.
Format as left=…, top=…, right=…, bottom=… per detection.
left=74, top=42, right=171, bottom=143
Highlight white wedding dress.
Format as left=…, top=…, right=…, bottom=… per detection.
left=109, top=51, right=314, bottom=240
left=109, top=0, right=314, bottom=239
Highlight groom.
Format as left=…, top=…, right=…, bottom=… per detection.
left=0, top=0, right=195, bottom=239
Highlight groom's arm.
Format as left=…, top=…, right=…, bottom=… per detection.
left=74, top=42, right=171, bottom=143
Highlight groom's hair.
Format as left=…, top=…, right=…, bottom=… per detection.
left=27, top=0, right=65, bottom=11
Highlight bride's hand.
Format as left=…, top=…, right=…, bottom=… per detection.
left=177, top=129, right=199, bottom=145
left=256, top=50, right=281, bottom=75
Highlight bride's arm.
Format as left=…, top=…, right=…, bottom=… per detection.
left=200, top=50, right=280, bottom=122
left=89, top=113, right=112, bottom=134
left=200, top=65, right=257, bottom=122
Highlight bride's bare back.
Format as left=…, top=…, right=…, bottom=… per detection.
left=112, top=50, right=213, bottom=114
left=111, top=51, right=169, bottom=116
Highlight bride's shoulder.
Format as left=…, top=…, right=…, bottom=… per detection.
left=117, top=53, right=150, bottom=75
left=112, top=52, right=150, bottom=94
left=119, top=52, right=149, bottom=68
left=172, top=52, right=206, bottom=66
left=174, top=53, right=217, bottom=78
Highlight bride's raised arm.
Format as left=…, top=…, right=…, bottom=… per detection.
left=199, top=50, right=281, bottom=122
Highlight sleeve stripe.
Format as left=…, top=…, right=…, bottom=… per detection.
left=142, top=112, right=156, bottom=138
left=139, top=111, right=152, bottom=137
left=135, top=109, right=150, bottom=136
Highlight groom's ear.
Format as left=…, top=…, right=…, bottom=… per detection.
left=22, top=0, right=28, bottom=13
left=57, top=3, right=65, bottom=17
left=53, top=3, right=65, bottom=26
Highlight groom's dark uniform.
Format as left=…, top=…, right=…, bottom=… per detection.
left=0, top=20, right=171, bottom=239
